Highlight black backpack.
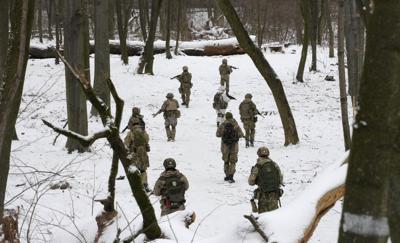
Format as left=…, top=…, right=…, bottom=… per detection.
left=163, top=174, right=186, bottom=204
left=256, top=161, right=280, bottom=193
left=222, top=122, right=239, bottom=145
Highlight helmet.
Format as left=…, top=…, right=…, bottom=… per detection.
left=218, top=86, right=225, bottom=93
left=245, top=93, right=252, bottom=99
left=182, top=66, right=188, bottom=71
left=163, top=158, right=176, bottom=169
left=222, top=58, right=228, bottom=64
left=132, top=107, right=140, bottom=115
left=166, top=93, right=174, bottom=98
left=225, top=112, right=233, bottom=120
left=257, top=147, right=270, bottom=157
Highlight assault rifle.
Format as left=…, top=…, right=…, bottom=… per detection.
left=170, top=74, right=182, bottom=80
left=229, top=65, right=239, bottom=70
left=121, top=125, right=129, bottom=133
left=257, top=111, right=265, bottom=118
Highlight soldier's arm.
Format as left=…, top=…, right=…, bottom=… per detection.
left=236, top=124, right=244, bottom=138
left=273, top=162, right=284, bottom=185
left=181, top=175, right=189, bottom=191
left=153, top=179, right=164, bottom=196
left=248, top=166, right=258, bottom=186
left=175, top=100, right=179, bottom=108
left=124, top=132, right=132, bottom=147
left=216, top=124, right=223, bottom=137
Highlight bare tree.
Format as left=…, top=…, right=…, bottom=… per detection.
left=326, top=1, right=334, bottom=58
left=138, top=0, right=148, bottom=40
left=165, top=0, right=172, bottom=59
left=63, top=0, right=90, bottom=152
left=337, top=0, right=351, bottom=151
left=116, top=0, right=132, bottom=65
left=174, top=0, right=182, bottom=55
left=137, top=0, right=163, bottom=75
left=296, top=0, right=311, bottom=83
left=91, top=0, right=111, bottom=116
left=217, top=0, right=299, bottom=146
left=309, top=0, right=318, bottom=71
left=0, top=0, right=35, bottom=221
left=37, top=0, right=43, bottom=43
left=339, top=1, right=400, bottom=242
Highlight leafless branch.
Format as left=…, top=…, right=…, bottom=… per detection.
left=243, top=215, right=269, bottom=242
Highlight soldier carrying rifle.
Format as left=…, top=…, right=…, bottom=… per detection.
left=171, top=66, right=193, bottom=108
left=219, top=58, right=238, bottom=97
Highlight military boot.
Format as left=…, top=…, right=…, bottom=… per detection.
left=166, top=127, right=172, bottom=141
left=171, top=127, right=176, bottom=141
left=245, top=140, right=250, bottom=148
left=250, top=140, right=254, bottom=147
left=227, top=175, right=235, bottom=183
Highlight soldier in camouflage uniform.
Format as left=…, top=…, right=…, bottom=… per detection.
left=219, top=59, right=233, bottom=94
left=176, top=66, right=193, bottom=108
left=127, top=107, right=146, bottom=131
left=153, top=158, right=189, bottom=216
left=239, top=93, right=260, bottom=147
left=216, top=112, right=244, bottom=183
left=213, top=86, right=230, bottom=127
left=153, top=93, right=180, bottom=142
left=248, top=147, right=283, bottom=213
left=124, top=113, right=151, bottom=192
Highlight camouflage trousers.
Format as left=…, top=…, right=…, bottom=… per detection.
left=216, top=109, right=226, bottom=123
left=160, top=199, right=186, bottom=216
left=221, top=142, right=238, bottom=176
left=220, top=76, right=230, bottom=93
left=257, top=191, right=279, bottom=213
left=242, top=120, right=256, bottom=143
left=164, top=116, right=177, bottom=140
left=180, top=87, right=191, bottom=106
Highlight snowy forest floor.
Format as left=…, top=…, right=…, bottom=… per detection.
left=8, top=45, right=349, bottom=242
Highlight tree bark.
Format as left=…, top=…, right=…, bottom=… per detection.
left=165, top=0, right=172, bottom=59
left=309, top=0, right=317, bottom=71
left=91, top=0, right=111, bottom=116
left=108, top=0, right=115, bottom=39
left=138, top=0, right=148, bottom=40
left=0, top=0, right=35, bottom=221
left=217, top=0, right=299, bottom=146
left=174, top=0, right=182, bottom=55
left=63, top=0, right=89, bottom=153
left=344, top=0, right=364, bottom=106
left=116, top=0, right=131, bottom=65
left=338, top=1, right=400, bottom=242
left=55, top=0, right=61, bottom=64
left=337, top=0, right=351, bottom=151
left=137, top=0, right=163, bottom=75
left=0, top=0, right=8, bottom=99
left=296, top=0, right=310, bottom=83
left=326, top=1, right=334, bottom=58
left=38, top=0, right=43, bottom=43
left=46, top=0, right=53, bottom=40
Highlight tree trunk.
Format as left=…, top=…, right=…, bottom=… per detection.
left=337, top=0, right=351, bottom=151
left=344, top=0, right=364, bottom=108
left=309, top=0, right=317, bottom=71
left=91, top=0, right=110, bottom=116
left=46, top=0, right=53, bottom=39
left=138, top=0, right=148, bottom=40
left=165, top=0, right=172, bottom=59
left=317, top=0, right=325, bottom=45
left=0, top=0, right=8, bottom=99
left=174, top=0, right=182, bottom=55
left=108, top=0, right=115, bottom=39
left=326, top=1, right=334, bottom=58
left=63, top=0, right=89, bottom=153
left=217, top=0, right=299, bottom=146
left=55, top=0, right=61, bottom=64
left=38, top=0, right=43, bottom=43
left=0, top=0, right=35, bottom=221
left=338, top=1, right=400, bottom=242
left=116, top=0, right=131, bottom=65
left=296, top=0, right=310, bottom=83
left=137, top=0, right=163, bottom=75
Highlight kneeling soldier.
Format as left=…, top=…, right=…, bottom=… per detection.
left=153, top=158, right=189, bottom=216
left=248, top=147, right=283, bottom=213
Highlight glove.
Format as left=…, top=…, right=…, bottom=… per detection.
left=146, top=144, right=150, bottom=152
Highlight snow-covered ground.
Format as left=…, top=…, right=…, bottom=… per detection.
left=7, top=45, right=348, bottom=242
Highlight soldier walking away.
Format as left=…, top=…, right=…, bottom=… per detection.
left=239, top=93, right=260, bottom=147
left=171, top=66, right=193, bottom=108
left=124, top=112, right=151, bottom=192
left=219, top=58, right=237, bottom=95
left=153, top=158, right=189, bottom=216
left=213, top=86, right=230, bottom=127
left=248, top=147, right=283, bottom=213
left=153, top=93, right=181, bottom=141
left=216, top=112, right=244, bottom=183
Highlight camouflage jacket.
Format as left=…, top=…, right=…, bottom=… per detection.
left=239, top=99, right=259, bottom=120
left=153, top=169, right=189, bottom=197
left=248, top=157, right=283, bottom=186
left=219, top=64, right=232, bottom=76
left=178, top=71, right=192, bottom=87
left=216, top=119, right=244, bottom=138
left=124, top=125, right=150, bottom=152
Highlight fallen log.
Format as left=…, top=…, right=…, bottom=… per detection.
left=29, top=38, right=252, bottom=59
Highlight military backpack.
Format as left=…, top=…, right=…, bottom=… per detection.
left=162, top=174, right=186, bottom=205
left=213, top=93, right=228, bottom=110
left=256, top=161, right=280, bottom=193
left=222, top=122, right=239, bottom=145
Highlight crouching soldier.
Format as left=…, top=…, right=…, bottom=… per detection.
left=239, top=93, right=260, bottom=147
left=153, top=93, right=181, bottom=141
left=248, top=147, right=283, bottom=213
left=216, top=112, right=244, bottom=183
left=124, top=115, right=151, bottom=192
left=153, top=158, right=189, bottom=216
left=213, top=86, right=230, bottom=127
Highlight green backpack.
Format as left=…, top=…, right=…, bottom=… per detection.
left=256, top=161, right=280, bottom=193
left=163, top=174, right=186, bottom=204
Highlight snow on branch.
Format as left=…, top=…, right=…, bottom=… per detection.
left=42, top=119, right=111, bottom=147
